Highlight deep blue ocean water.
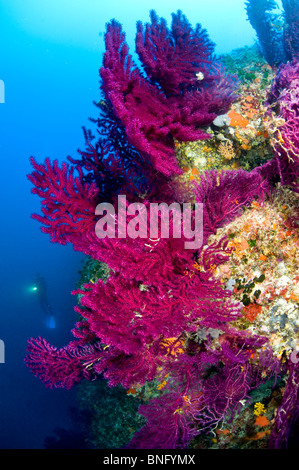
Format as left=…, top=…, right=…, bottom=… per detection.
left=0, top=0, right=281, bottom=449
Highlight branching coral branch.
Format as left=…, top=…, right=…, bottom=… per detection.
left=265, top=58, right=299, bottom=192
left=193, top=169, right=269, bottom=243
left=28, top=157, right=99, bottom=244
left=101, top=10, right=238, bottom=176
left=282, top=0, right=299, bottom=60
left=245, top=0, right=286, bottom=67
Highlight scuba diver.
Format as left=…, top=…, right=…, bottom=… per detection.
left=32, top=274, right=56, bottom=329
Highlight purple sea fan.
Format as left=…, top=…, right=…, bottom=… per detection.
left=136, top=10, right=235, bottom=103
left=245, top=0, right=286, bottom=67
left=266, top=57, right=299, bottom=105
left=74, top=235, right=242, bottom=353
left=101, top=19, right=181, bottom=177
left=269, top=359, right=299, bottom=448
left=25, top=337, right=103, bottom=389
left=282, top=0, right=299, bottom=60
left=193, top=169, right=270, bottom=243
left=265, top=58, right=299, bottom=192
left=127, top=354, right=206, bottom=449
left=127, top=392, right=199, bottom=449
left=27, top=157, right=99, bottom=246
left=135, top=10, right=214, bottom=96
left=100, top=10, right=238, bottom=177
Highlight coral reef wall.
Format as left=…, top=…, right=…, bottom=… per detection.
left=25, top=10, right=299, bottom=449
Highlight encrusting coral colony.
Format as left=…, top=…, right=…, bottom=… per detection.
left=25, top=1, right=299, bottom=449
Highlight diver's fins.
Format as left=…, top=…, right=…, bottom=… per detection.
left=46, top=315, right=56, bottom=329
